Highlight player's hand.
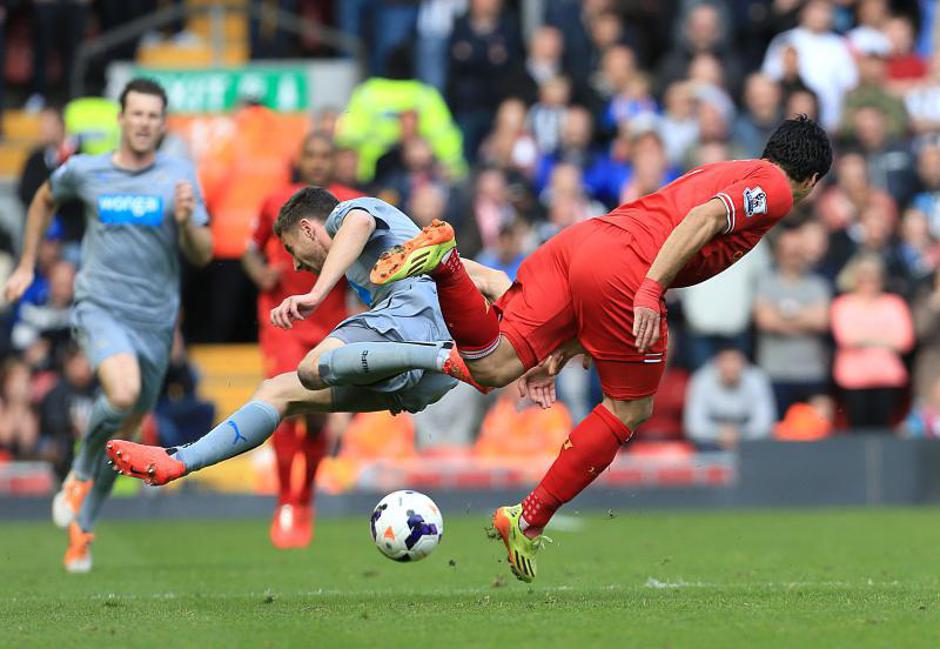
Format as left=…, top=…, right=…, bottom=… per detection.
left=633, top=277, right=665, bottom=353
left=270, top=292, right=321, bottom=329
left=517, top=364, right=557, bottom=409
left=546, top=339, right=591, bottom=376
left=3, top=265, right=34, bottom=303
left=173, top=181, right=195, bottom=225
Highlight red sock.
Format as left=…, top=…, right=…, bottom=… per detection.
left=271, top=420, right=299, bottom=506
left=521, top=405, right=633, bottom=534
left=432, top=251, right=500, bottom=358
left=297, top=419, right=329, bottom=505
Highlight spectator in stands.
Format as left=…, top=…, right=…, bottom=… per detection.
left=815, top=150, right=897, bottom=232
left=823, top=202, right=910, bottom=295
left=845, top=0, right=891, bottom=54
left=604, top=70, right=657, bottom=136
left=897, top=207, right=940, bottom=290
left=911, top=144, right=940, bottom=236
left=408, top=183, right=449, bottom=228
left=546, top=0, right=624, bottom=91
left=335, top=0, right=419, bottom=77
left=660, top=81, right=699, bottom=167
left=37, top=344, right=94, bottom=479
left=446, top=0, right=524, bottom=161
left=154, top=331, right=215, bottom=450
left=416, top=0, right=468, bottom=92
left=754, top=228, right=832, bottom=415
left=476, top=219, right=527, bottom=280
left=657, top=3, right=743, bottom=100
left=478, top=98, right=538, bottom=178
left=884, top=14, right=927, bottom=89
left=619, top=128, right=677, bottom=203
left=904, top=51, right=940, bottom=137
left=902, top=375, right=940, bottom=438
left=11, top=260, right=74, bottom=356
left=761, top=0, right=858, bottom=130
left=509, top=24, right=564, bottom=105
left=0, top=358, right=39, bottom=459
left=733, top=74, right=784, bottom=160
left=536, top=162, right=604, bottom=241
left=840, top=38, right=909, bottom=141
left=336, top=46, right=466, bottom=183
left=29, top=0, right=91, bottom=111
left=527, top=76, right=572, bottom=155
left=831, top=253, right=914, bottom=431
left=911, top=268, right=940, bottom=401
left=849, top=105, right=917, bottom=205
left=678, top=240, right=771, bottom=369
left=455, top=166, right=517, bottom=259
left=374, top=137, right=447, bottom=210
left=684, top=347, right=777, bottom=451
left=784, top=86, right=822, bottom=122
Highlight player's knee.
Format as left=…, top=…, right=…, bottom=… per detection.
left=106, top=385, right=140, bottom=412
left=605, top=397, right=654, bottom=431
left=297, top=361, right=326, bottom=391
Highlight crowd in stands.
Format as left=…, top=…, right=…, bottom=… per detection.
left=3, top=0, right=940, bottom=468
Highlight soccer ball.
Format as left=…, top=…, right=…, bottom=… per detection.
left=369, top=490, right=444, bottom=562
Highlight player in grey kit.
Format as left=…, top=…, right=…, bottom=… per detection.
left=3, top=78, right=213, bottom=572
left=106, top=189, right=537, bottom=488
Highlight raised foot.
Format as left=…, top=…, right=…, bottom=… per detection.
left=106, top=440, right=187, bottom=486
left=369, top=219, right=456, bottom=286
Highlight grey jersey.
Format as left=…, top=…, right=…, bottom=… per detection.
left=49, top=152, right=209, bottom=327
left=325, top=197, right=438, bottom=306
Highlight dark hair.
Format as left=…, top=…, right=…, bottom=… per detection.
left=761, top=115, right=832, bottom=183
left=119, top=78, right=168, bottom=113
left=274, top=186, right=339, bottom=237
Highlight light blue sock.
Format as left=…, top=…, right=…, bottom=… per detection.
left=72, top=395, right=130, bottom=481
left=318, top=341, right=450, bottom=386
left=76, top=449, right=118, bottom=532
left=172, top=400, right=281, bottom=472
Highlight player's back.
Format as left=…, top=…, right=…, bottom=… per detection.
left=598, top=159, right=793, bottom=287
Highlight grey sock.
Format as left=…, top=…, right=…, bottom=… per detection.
left=317, top=341, right=450, bottom=387
left=173, top=400, right=281, bottom=472
left=72, top=395, right=130, bottom=481
left=76, top=449, right=119, bottom=532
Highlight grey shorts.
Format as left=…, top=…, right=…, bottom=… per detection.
left=70, top=300, right=173, bottom=413
left=328, top=288, right=457, bottom=414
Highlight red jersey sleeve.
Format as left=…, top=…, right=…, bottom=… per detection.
left=712, top=164, right=793, bottom=235
left=249, top=195, right=277, bottom=251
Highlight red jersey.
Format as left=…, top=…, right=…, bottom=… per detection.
left=249, top=183, right=363, bottom=338
left=598, top=159, right=793, bottom=288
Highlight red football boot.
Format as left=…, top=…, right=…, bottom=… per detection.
left=106, top=441, right=187, bottom=486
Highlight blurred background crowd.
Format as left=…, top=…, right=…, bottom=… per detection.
left=1, top=0, right=939, bottom=479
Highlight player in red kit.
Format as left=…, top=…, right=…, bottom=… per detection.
left=243, top=132, right=362, bottom=548
left=371, top=116, right=832, bottom=581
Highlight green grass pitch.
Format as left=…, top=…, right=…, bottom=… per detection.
left=2, top=508, right=939, bottom=648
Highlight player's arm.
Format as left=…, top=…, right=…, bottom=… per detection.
left=272, top=209, right=375, bottom=328
left=633, top=198, right=728, bottom=352
left=4, top=181, right=56, bottom=302
left=461, top=258, right=512, bottom=303
left=174, top=181, right=213, bottom=267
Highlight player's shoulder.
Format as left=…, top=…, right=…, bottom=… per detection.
left=155, top=152, right=197, bottom=175
left=63, top=151, right=111, bottom=172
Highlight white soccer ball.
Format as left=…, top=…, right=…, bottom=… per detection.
left=369, top=490, right=444, bottom=562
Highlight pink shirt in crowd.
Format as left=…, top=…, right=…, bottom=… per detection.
left=831, top=293, right=915, bottom=389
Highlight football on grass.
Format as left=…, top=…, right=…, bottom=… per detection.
left=370, top=490, right=444, bottom=562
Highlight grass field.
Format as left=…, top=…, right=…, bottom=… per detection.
left=2, top=508, right=939, bottom=648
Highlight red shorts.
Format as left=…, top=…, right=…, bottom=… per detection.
left=493, top=219, right=668, bottom=400
left=258, top=325, right=330, bottom=378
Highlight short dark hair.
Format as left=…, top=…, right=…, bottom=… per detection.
left=274, top=186, right=339, bottom=238
left=119, top=78, right=168, bottom=112
left=761, top=115, right=832, bottom=183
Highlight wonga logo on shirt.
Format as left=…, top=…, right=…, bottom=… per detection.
left=97, top=194, right=165, bottom=226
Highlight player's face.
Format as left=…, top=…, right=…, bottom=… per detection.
left=280, top=218, right=330, bottom=273
left=297, top=138, right=334, bottom=187
left=119, top=91, right=166, bottom=155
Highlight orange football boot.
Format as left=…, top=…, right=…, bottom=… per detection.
left=369, top=219, right=456, bottom=285
left=52, top=474, right=93, bottom=528
left=441, top=344, right=493, bottom=394
left=106, top=440, right=187, bottom=486
left=64, top=522, right=94, bottom=573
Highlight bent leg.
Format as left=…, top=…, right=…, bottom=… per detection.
left=71, top=353, right=141, bottom=481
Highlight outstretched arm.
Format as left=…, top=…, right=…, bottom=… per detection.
left=633, top=198, right=727, bottom=352
left=271, top=209, right=375, bottom=328
left=4, top=181, right=56, bottom=302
